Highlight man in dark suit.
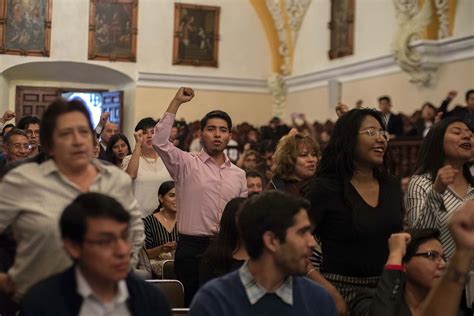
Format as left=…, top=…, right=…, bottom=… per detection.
left=378, top=95, right=404, bottom=138
left=21, top=193, right=170, bottom=316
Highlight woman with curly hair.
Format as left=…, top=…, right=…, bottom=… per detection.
left=267, top=131, right=320, bottom=196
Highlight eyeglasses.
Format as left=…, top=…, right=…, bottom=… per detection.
left=413, top=251, right=448, bottom=263
left=26, top=130, right=40, bottom=137
left=83, top=231, right=132, bottom=249
left=359, top=128, right=390, bottom=141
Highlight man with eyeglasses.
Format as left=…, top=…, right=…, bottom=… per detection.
left=20, top=193, right=171, bottom=316
left=17, top=116, right=41, bottom=157
left=0, top=129, right=31, bottom=176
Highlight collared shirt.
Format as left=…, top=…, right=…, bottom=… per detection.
left=238, top=261, right=293, bottom=306
left=0, top=159, right=144, bottom=299
left=153, top=112, right=247, bottom=236
left=75, top=267, right=131, bottom=316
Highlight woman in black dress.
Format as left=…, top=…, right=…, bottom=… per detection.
left=305, top=108, right=404, bottom=314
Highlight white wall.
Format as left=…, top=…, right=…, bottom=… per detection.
left=138, top=0, right=271, bottom=78
left=293, top=0, right=398, bottom=76
left=454, top=0, right=474, bottom=37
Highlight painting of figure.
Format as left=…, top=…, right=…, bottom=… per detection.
left=173, top=3, right=220, bottom=67
left=88, top=0, right=138, bottom=62
left=0, top=0, right=52, bottom=56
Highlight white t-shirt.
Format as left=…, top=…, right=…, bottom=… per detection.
left=122, top=155, right=172, bottom=217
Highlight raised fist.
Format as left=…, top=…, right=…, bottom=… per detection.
left=433, top=165, right=459, bottom=194
left=174, top=87, right=195, bottom=104
left=100, top=112, right=111, bottom=125
left=388, top=232, right=411, bottom=258
left=133, top=130, right=144, bottom=145
left=1, top=110, right=15, bottom=123
left=335, top=102, right=349, bottom=118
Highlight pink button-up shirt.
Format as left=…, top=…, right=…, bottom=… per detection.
left=153, top=112, right=247, bottom=236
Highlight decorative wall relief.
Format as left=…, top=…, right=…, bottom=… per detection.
left=0, top=0, right=52, bottom=56
left=393, top=0, right=434, bottom=86
left=251, top=0, right=311, bottom=118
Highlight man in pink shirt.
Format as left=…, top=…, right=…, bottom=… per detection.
left=153, top=87, right=247, bottom=305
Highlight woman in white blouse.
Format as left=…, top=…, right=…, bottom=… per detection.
left=123, top=117, right=172, bottom=217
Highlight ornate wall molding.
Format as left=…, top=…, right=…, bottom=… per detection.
left=434, top=0, right=450, bottom=39
left=136, top=36, right=473, bottom=94
left=267, top=73, right=287, bottom=118
left=392, top=0, right=434, bottom=86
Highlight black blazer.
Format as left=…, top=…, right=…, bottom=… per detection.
left=386, top=113, right=404, bottom=137
left=20, top=266, right=171, bottom=316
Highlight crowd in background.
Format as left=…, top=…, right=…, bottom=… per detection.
left=0, top=87, right=472, bottom=316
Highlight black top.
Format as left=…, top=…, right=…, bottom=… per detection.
left=305, top=175, right=403, bottom=277
left=199, top=257, right=245, bottom=286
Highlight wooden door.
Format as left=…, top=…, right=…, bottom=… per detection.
left=101, top=91, right=123, bottom=130
left=15, top=86, right=60, bottom=122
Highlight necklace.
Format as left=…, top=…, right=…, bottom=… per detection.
left=141, top=154, right=158, bottom=172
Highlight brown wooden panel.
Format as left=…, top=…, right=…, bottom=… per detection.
left=15, top=86, right=60, bottom=122
left=23, top=94, right=39, bottom=102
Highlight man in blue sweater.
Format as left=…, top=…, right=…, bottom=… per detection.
left=189, top=190, right=337, bottom=316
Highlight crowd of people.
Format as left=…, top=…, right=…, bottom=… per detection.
left=0, top=86, right=472, bottom=316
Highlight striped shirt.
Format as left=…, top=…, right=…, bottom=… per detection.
left=142, top=213, right=178, bottom=249
left=405, top=173, right=474, bottom=258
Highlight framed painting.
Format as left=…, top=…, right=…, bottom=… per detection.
left=88, top=0, right=138, bottom=62
left=0, top=0, right=52, bottom=56
left=328, top=0, right=354, bottom=60
left=173, top=3, right=220, bottom=67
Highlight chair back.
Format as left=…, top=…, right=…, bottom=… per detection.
left=162, top=259, right=176, bottom=279
left=172, top=308, right=190, bottom=316
left=147, top=279, right=185, bottom=308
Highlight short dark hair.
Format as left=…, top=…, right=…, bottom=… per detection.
left=246, top=170, right=265, bottom=183
left=414, top=117, right=472, bottom=184
left=403, top=228, right=441, bottom=263
left=17, top=116, right=41, bottom=130
left=135, top=117, right=157, bottom=132
left=200, top=110, right=232, bottom=131
left=378, top=96, right=391, bottom=103
left=40, top=99, right=93, bottom=155
left=466, top=89, right=474, bottom=102
left=317, top=108, right=390, bottom=181
left=105, top=133, right=131, bottom=165
left=1, top=123, right=15, bottom=136
left=238, top=191, right=310, bottom=260
left=3, top=128, right=28, bottom=145
left=421, top=102, right=436, bottom=112
left=60, top=193, right=130, bottom=244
